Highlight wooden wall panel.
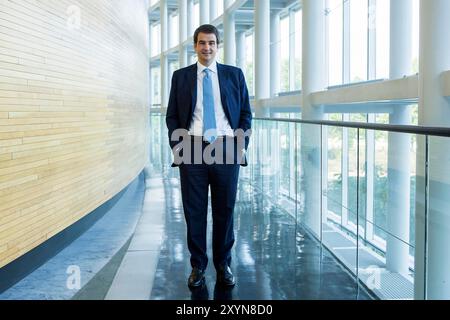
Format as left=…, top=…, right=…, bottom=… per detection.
left=0, top=0, right=150, bottom=268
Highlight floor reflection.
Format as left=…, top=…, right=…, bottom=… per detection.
left=150, top=171, right=372, bottom=300
left=190, top=284, right=210, bottom=301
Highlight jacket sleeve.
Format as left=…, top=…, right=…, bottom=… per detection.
left=238, top=69, right=253, bottom=150
left=166, top=71, right=180, bottom=150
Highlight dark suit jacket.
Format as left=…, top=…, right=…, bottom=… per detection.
left=166, top=63, right=253, bottom=167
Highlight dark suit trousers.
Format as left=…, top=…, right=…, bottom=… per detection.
left=179, top=138, right=240, bottom=270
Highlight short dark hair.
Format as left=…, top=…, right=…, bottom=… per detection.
left=194, top=24, right=220, bottom=45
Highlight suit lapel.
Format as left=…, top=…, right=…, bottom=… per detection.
left=189, top=64, right=197, bottom=111
left=217, top=63, right=232, bottom=124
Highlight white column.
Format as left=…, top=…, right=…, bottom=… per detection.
left=301, top=0, right=326, bottom=236
left=179, top=0, right=188, bottom=68
left=270, top=11, right=281, bottom=97
left=255, top=0, right=270, bottom=117
left=160, top=0, right=169, bottom=111
left=390, top=0, right=413, bottom=80
left=210, top=0, right=217, bottom=21
left=302, top=0, right=325, bottom=121
left=236, top=31, right=246, bottom=71
left=187, top=0, right=194, bottom=39
left=419, top=2, right=450, bottom=126
left=224, top=0, right=233, bottom=11
left=200, top=0, right=210, bottom=24
left=416, top=0, right=450, bottom=300
left=386, top=0, right=412, bottom=279
left=224, top=11, right=236, bottom=65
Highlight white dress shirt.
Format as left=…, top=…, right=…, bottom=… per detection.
left=189, top=61, right=234, bottom=138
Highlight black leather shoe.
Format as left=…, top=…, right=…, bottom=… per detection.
left=216, top=265, right=235, bottom=287
left=188, top=267, right=205, bottom=288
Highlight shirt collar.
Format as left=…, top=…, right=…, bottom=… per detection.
left=197, top=61, right=217, bottom=75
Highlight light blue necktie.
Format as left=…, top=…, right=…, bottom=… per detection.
left=202, top=68, right=217, bottom=143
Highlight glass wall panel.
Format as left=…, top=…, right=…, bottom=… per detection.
left=245, top=32, right=254, bottom=96
left=191, top=54, right=198, bottom=65
left=425, top=136, right=450, bottom=299
left=411, top=0, right=419, bottom=74
left=350, top=0, right=368, bottom=82
left=327, top=0, right=343, bottom=86
left=150, top=114, right=163, bottom=172
left=358, top=132, right=424, bottom=300
left=169, top=61, right=180, bottom=84
left=217, top=0, right=224, bottom=16
left=375, top=0, right=390, bottom=79
left=218, top=46, right=224, bottom=64
left=193, top=0, right=200, bottom=29
left=373, top=128, right=388, bottom=244
left=294, top=10, right=302, bottom=91
left=151, top=66, right=161, bottom=106
left=169, top=13, right=179, bottom=49
left=151, top=23, right=161, bottom=57
left=299, top=123, right=322, bottom=236
left=279, top=121, right=290, bottom=198
left=327, top=114, right=343, bottom=223
left=347, top=115, right=367, bottom=229
left=323, top=124, right=359, bottom=288
left=280, top=15, right=289, bottom=92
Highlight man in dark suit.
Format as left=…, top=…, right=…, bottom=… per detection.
left=166, top=24, right=252, bottom=289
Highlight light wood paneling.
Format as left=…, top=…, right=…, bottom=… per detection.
left=0, top=0, right=150, bottom=268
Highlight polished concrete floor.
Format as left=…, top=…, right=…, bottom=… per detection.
left=150, top=173, right=372, bottom=300
left=0, top=174, right=145, bottom=300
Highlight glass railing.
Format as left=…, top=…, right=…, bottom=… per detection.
left=149, top=113, right=450, bottom=300
left=250, top=117, right=450, bottom=300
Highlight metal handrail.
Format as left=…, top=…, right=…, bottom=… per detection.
left=255, top=117, right=450, bottom=138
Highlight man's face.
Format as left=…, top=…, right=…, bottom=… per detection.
left=194, top=32, right=218, bottom=66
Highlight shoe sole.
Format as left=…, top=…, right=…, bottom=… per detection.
left=188, top=276, right=205, bottom=288
left=217, top=280, right=235, bottom=287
